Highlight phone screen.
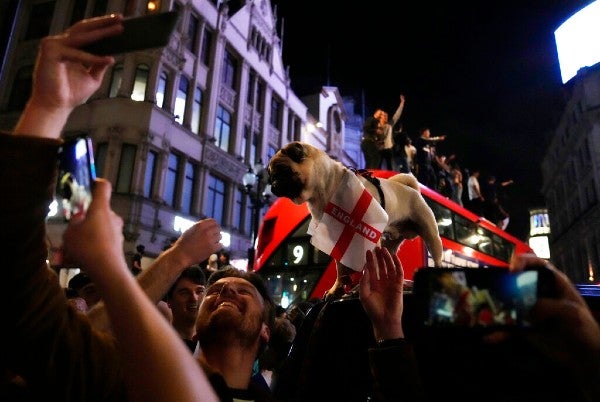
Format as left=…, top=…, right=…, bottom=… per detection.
left=56, top=136, right=96, bottom=221
left=413, top=267, right=541, bottom=331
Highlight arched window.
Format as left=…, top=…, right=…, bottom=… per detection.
left=156, top=71, right=168, bottom=108
left=191, top=87, right=203, bottom=134
left=116, top=144, right=136, bottom=193
left=143, top=150, right=157, bottom=198
left=214, top=105, right=231, bottom=152
left=174, top=76, right=189, bottom=124
left=131, top=64, right=149, bottom=101
left=181, top=161, right=197, bottom=214
left=109, top=64, right=124, bottom=98
left=204, top=174, right=225, bottom=225
left=164, top=153, right=180, bottom=207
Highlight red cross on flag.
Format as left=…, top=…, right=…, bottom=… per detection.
left=308, top=170, right=389, bottom=272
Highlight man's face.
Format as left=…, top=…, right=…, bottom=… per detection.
left=196, top=277, right=266, bottom=348
left=168, top=278, right=205, bottom=325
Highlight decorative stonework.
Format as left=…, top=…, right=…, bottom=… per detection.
left=204, top=144, right=247, bottom=179
left=244, top=105, right=253, bottom=125
left=163, top=47, right=186, bottom=69
left=253, top=112, right=262, bottom=131
left=219, top=85, right=237, bottom=109
left=269, top=125, right=280, bottom=144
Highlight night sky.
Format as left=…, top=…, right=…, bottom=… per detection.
left=273, top=0, right=593, bottom=241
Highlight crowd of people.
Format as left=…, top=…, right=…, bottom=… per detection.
left=361, top=97, right=513, bottom=227
left=3, top=13, right=600, bottom=402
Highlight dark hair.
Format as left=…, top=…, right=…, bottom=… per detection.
left=218, top=250, right=230, bottom=264
left=68, top=272, right=92, bottom=291
left=207, top=267, right=276, bottom=331
left=275, top=305, right=287, bottom=317
left=136, top=244, right=145, bottom=253
left=65, top=287, right=80, bottom=299
left=166, top=266, right=207, bottom=300
left=258, top=316, right=297, bottom=371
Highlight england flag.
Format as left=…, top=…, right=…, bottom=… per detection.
left=308, top=170, right=389, bottom=271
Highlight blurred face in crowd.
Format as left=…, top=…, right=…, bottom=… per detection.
left=196, top=277, right=269, bottom=350
left=373, top=109, right=388, bottom=124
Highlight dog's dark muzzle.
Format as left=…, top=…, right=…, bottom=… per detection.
left=268, top=164, right=304, bottom=199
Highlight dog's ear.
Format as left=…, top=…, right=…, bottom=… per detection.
left=280, top=141, right=308, bottom=163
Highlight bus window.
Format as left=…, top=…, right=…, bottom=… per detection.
left=454, top=214, right=478, bottom=247
left=259, top=216, right=332, bottom=307
left=426, top=198, right=454, bottom=239
left=491, top=232, right=514, bottom=262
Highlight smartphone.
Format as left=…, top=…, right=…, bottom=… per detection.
left=82, top=11, right=180, bottom=55
left=413, top=267, right=554, bottom=332
left=56, top=136, right=96, bottom=221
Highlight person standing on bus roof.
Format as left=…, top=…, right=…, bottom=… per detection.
left=377, top=94, right=406, bottom=171
left=467, top=168, right=484, bottom=216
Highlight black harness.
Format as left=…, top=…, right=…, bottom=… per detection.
left=349, top=168, right=386, bottom=210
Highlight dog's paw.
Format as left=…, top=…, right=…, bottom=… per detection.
left=323, top=284, right=347, bottom=301
left=322, top=274, right=353, bottom=301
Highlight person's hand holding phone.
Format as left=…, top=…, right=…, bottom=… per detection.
left=14, top=14, right=122, bottom=140
left=62, top=179, right=127, bottom=276
left=507, top=253, right=600, bottom=396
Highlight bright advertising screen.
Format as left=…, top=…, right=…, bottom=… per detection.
left=554, top=0, right=600, bottom=84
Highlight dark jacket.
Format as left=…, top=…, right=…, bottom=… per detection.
left=0, top=133, right=127, bottom=402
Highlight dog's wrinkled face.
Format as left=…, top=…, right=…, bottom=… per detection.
left=267, top=142, right=309, bottom=202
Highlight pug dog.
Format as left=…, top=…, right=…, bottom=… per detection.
left=267, top=141, right=443, bottom=299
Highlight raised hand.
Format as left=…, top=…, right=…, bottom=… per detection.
left=359, top=247, right=405, bottom=341
left=14, top=14, right=123, bottom=139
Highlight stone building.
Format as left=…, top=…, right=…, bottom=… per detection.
left=0, top=0, right=360, bottom=267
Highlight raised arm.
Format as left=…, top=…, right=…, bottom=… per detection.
left=4, top=14, right=216, bottom=401
left=13, top=14, right=123, bottom=139
left=359, top=247, right=425, bottom=401
left=63, top=180, right=218, bottom=402
left=390, top=94, right=406, bottom=126
left=87, top=218, right=223, bottom=332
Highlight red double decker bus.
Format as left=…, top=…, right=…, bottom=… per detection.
left=253, top=169, right=534, bottom=307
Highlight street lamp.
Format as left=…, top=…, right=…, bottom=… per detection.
left=242, top=160, right=272, bottom=271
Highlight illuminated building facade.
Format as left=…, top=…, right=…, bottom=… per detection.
left=0, top=0, right=358, bottom=267
left=542, top=1, right=600, bottom=283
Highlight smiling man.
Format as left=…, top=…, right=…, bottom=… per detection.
left=195, top=267, right=277, bottom=401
